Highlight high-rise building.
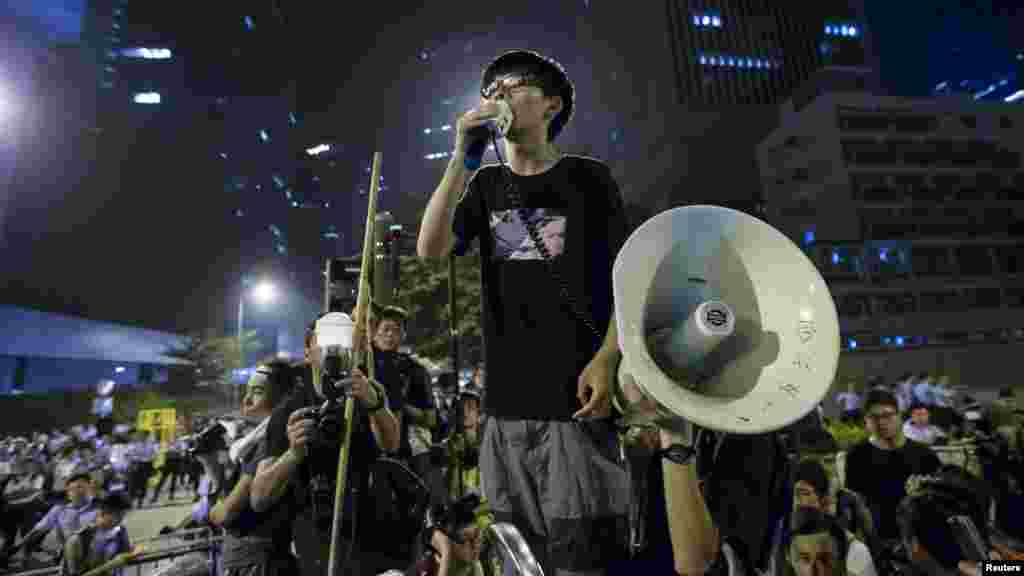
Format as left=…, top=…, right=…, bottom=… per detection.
left=758, top=91, right=1024, bottom=388
left=666, top=0, right=868, bottom=106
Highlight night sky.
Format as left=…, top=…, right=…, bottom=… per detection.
left=0, top=1, right=1021, bottom=338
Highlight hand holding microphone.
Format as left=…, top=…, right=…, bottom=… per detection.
left=456, top=99, right=513, bottom=171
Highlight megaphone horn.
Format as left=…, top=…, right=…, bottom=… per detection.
left=612, top=205, right=840, bottom=435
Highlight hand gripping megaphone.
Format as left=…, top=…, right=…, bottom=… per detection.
left=612, top=205, right=840, bottom=436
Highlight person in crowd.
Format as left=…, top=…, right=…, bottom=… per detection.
left=443, top=388, right=484, bottom=501
left=784, top=507, right=853, bottom=576
left=900, top=466, right=1005, bottom=576
left=902, top=403, right=946, bottom=446
left=894, top=373, right=914, bottom=414
left=835, top=388, right=861, bottom=424
left=16, top=468, right=97, bottom=556
left=784, top=459, right=877, bottom=576
left=196, top=359, right=301, bottom=576
left=128, top=431, right=157, bottom=508
left=911, top=372, right=934, bottom=407
left=402, top=494, right=486, bottom=576
left=845, top=389, right=942, bottom=544
left=62, top=494, right=132, bottom=576
left=417, top=48, right=632, bottom=575
left=151, top=433, right=189, bottom=504
left=249, top=312, right=400, bottom=576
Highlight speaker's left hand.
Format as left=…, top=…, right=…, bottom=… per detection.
left=573, top=351, right=617, bottom=420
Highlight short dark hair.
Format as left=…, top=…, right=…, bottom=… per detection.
left=863, top=389, right=898, bottom=414
left=786, top=507, right=848, bottom=562
left=900, top=466, right=992, bottom=571
left=375, top=305, right=408, bottom=328
left=793, top=458, right=830, bottom=498
left=252, top=359, right=298, bottom=406
left=482, top=50, right=575, bottom=142
left=909, top=403, right=929, bottom=413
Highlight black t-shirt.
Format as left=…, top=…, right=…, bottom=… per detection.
left=262, top=365, right=383, bottom=560
left=845, top=438, right=941, bottom=540
left=452, top=156, right=630, bottom=420
left=365, top=349, right=432, bottom=457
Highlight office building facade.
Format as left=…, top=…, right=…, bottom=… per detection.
left=758, top=91, right=1024, bottom=390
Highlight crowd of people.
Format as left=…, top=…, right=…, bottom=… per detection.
left=4, top=47, right=1024, bottom=576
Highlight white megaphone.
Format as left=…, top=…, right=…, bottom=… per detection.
left=612, top=205, right=840, bottom=435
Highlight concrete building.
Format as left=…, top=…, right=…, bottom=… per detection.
left=757, top=87, right=1024, bottom=391
left=0, top=306, right=189, bottom=394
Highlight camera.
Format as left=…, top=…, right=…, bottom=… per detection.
left=187, top=422, right=227, bottom=457
left=424, top=493, right=482, bottom=548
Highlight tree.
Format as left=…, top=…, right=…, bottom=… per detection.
left=162, top=330, right=264, bottom=397
left=395, top=251, right=482, bottom=363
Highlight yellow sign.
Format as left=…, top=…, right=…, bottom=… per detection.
left=137, top=408, right=176, bottom=446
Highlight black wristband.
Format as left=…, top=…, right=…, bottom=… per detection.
left=657, top=443, right=697, bottom=466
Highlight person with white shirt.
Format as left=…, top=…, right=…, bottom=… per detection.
left=895, top=373, right=914, bottom=414
left=835, top=390, right=862, bottom=423
left=902, top=404, right=946, bottom=446
left=911, top=373, right=934, bottom=407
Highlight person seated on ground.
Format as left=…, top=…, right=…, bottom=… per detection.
left=902, top=404, right=946, bottom=446
left=62, top=494, right=133, bottom=576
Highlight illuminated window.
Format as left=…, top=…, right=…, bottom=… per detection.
left=272, top=174, right=285, bottom=189
left=132, top=92, right=161, bottom=104
left=289, top=112, right=297, bottom=125
left=275, top=243, right=287, bottom=255
left=803, top=230, right=816, bottom=245
left=848, top=338, right=858, bottom=350
left=269, top=225, right=282, bottom=238
left=259, top=129, right=270, bottom=142
left=120, top=47, right=172, bottom=59
left=244, top=16, right=254, bottom=30
left=235, top=209, right=244, bottom=217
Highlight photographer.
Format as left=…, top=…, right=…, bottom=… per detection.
left=402, top=494, right=485, bottom=576
left=899, top=466, right=1001, bottom=576
left=250, top=314, right=400, bottom=576
left=194, top=359, right=300, bottom=576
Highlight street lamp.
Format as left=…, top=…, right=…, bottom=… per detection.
left=237, top=279, right=277, bottom=403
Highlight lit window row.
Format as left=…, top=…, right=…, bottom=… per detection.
left=425, top=151, right=451, bottom=160
left=1007, top=90, right=1024, bottom=103
left=132, top=92, right=160, bottom=104
left=698, top=52, right=781, bottom=70
left=423, top=125, right=452, bottom=135
left=846, top=336, right=926, bottom=350
left=824, top=24, right=859, bottom=37
left=692, top=12, right=722, bottom=28
left=119, top=47, right=172, bottom=60
left=306, top=143, right=331, bottom=156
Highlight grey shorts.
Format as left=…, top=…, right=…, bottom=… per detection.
left=480, top=418, right=631, bottom=573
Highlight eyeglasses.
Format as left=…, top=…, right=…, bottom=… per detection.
left=482, top=74, right=541, bottom=100
left=866, top=410, right=898, bottom=421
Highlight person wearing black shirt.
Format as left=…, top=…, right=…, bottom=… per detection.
left=845, top=389, right=941, bottom=543
left=250, top=317, right=400, bottom=576
left=417, top=49, right=632, bottom=576
left=363, top=306, right=438, bottom=565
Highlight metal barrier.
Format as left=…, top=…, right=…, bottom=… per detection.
left=4, top=528, right=224, bottom=576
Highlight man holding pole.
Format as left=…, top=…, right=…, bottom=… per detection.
left=250, top=314, right=400, bottom=576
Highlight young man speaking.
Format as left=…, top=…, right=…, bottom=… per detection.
left=417, top=49, right=632, bottom=576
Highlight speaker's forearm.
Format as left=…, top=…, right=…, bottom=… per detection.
left=663, top=439, right=719, bottom=575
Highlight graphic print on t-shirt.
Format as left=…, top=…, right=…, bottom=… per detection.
left=489, top=208, right=566, bottom=261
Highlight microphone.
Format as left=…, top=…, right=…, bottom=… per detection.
left=463, top=100, right=513, bottom=171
